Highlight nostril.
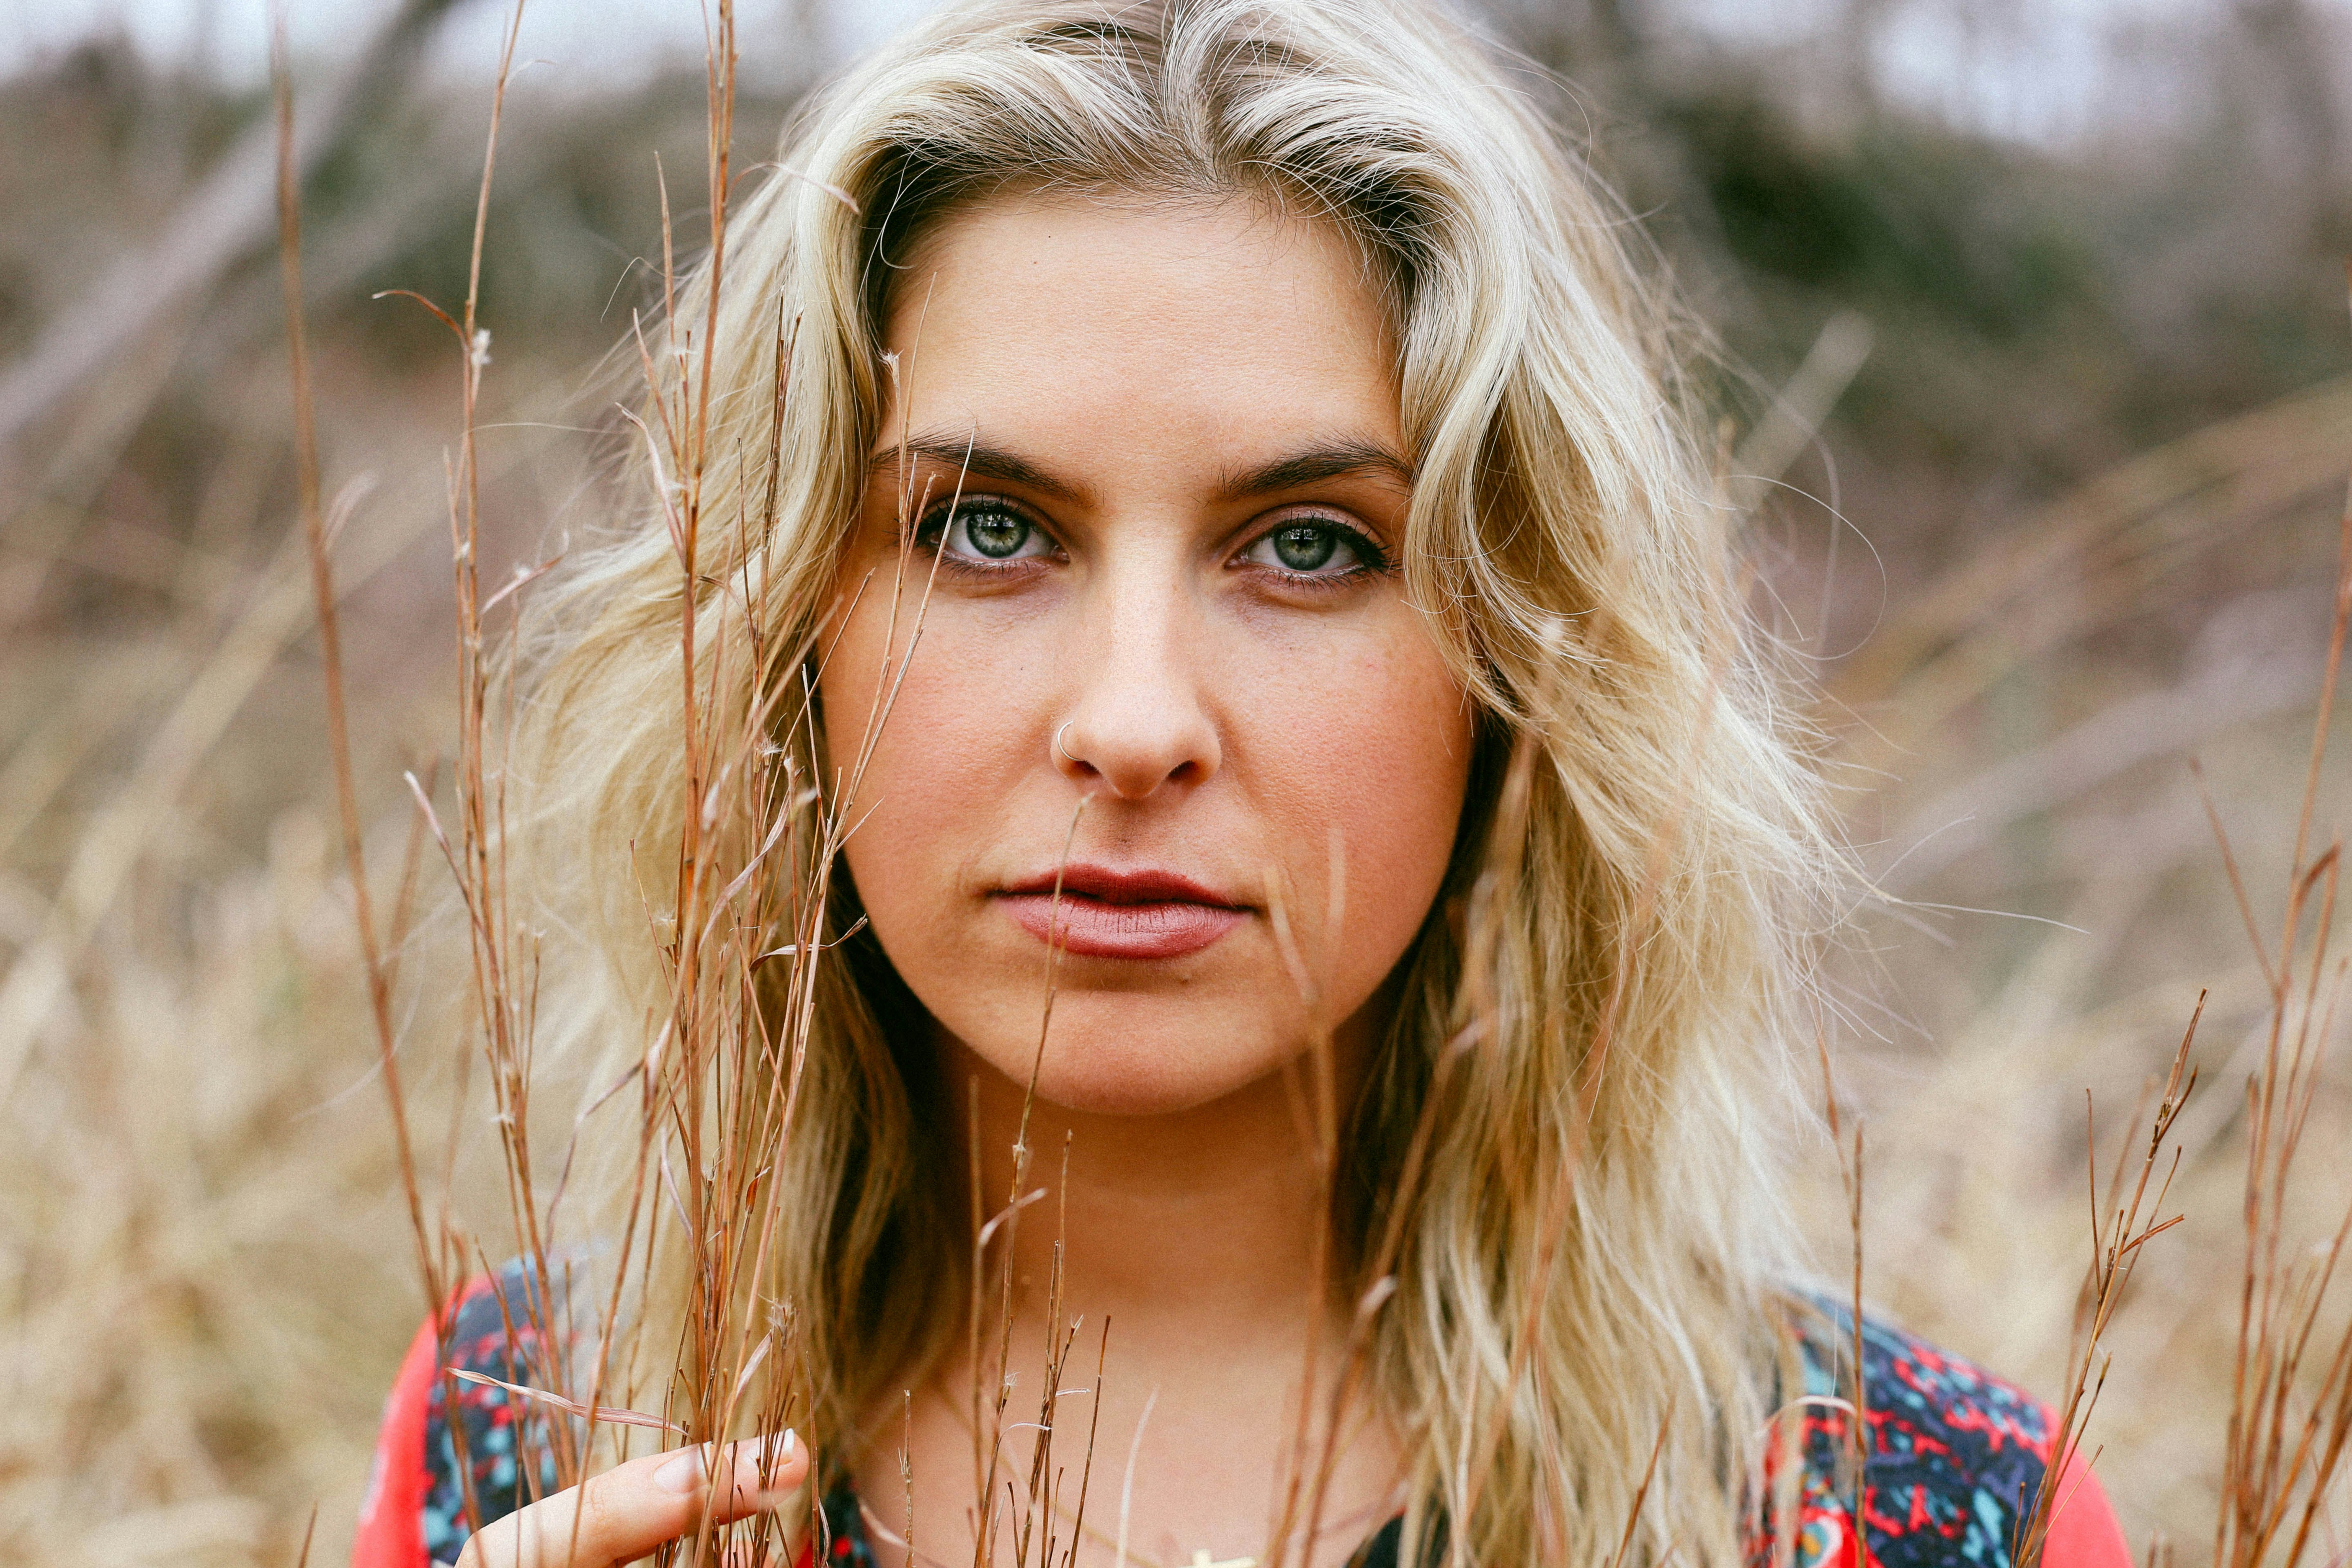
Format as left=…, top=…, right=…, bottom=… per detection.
left=1051, top=702, right=1221, bottom=797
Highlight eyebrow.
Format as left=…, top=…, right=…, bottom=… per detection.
left=883, top=437, right=1082, bottom=502
left=872, top=434, right=1414, bottom=505
left=1218, top=440, right=1413, bottom=499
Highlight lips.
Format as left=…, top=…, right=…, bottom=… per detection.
left=993, top=863, right=1249, bottom=960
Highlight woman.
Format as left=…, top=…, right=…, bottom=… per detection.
left=352, top=2, right=2132, bottom=1564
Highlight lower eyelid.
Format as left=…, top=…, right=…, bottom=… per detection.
left=1244, top=528, right=1388, bottom=576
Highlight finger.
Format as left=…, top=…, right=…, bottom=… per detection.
left=456, top=1431, right=807, bottom=1568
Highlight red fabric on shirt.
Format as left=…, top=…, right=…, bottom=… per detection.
left=351, top=1310, right=438, bottom=1568
left=2043, top=1454, right=2133, bottom=1568
left=352, top=1273, right=2136, bottom=1568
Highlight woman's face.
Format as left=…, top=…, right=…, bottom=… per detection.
left=823, top=194, right=1474, bottom=1115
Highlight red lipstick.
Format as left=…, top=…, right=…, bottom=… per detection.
left=994, top=864, right=1248, bottom=960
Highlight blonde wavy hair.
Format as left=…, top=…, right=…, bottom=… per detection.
left=513, top=1, right=1836, bottom=1561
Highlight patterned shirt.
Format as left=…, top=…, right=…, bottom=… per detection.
left=351, top=1261, right=2129, bottom=1567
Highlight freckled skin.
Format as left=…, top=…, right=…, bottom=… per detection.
left=823, top=196, right=1470, bottom=1565
left=824, top=197, right=1475, bottom=1114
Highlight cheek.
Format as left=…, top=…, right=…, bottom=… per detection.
left=1237, top=626, right=1472, bottom=997
left=817, top=575, right=1046, bottom=931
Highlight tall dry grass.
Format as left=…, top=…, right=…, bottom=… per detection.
left=292, top=16, right=1147, bottom=1562
left=7, top=3, right=2352, bottom=1564
left=1793, top=368, right=2352, bottom=1551
left=0, top=26, right=644, bottom=1561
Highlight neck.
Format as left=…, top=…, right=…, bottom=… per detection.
left=853, top=1019, right=1407, bottom=1568
left=944, top=1032, right=1357, bottom=1346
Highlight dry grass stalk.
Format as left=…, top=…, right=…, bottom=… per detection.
left=1990, top=400, right=2352, bottom=1564
left=325, top=4, right=1125, bottom=1560
left=2012, top=1009, right=2198, bottom=1567
left=261, top=13, right=2352, bottom=1567
left=1809, top=1027, right=1869, bottom=1534
left=271, top=0, right=446, bottom=1409
left=0, top=0, right=463, bottom=449
left=2, top=36, right=2341, bottom=1568
left=2205, top=487, right=2352, bottom=1566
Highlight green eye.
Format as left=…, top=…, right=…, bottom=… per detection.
left=1245, top=520, right=1372, bottom=576
left=1272, top=525, right=1338, bottom=571
left=940, top=503, right=1047, bottom=562
left=964, top=510, right=1027, bottom=557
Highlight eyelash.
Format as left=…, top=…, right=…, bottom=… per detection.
left=912, top=495, right=1058, bottom=572
left=911, top=497, right=1392, bottom=584
left=1243, top=513, right=1391, bottom=585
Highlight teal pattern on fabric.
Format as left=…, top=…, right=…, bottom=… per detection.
left=1758, top=1293, right=2055, bottom=1568
left=410, top=1272, right=2059, bottom=1568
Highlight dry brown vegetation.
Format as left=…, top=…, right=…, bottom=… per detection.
left=8, top=1, right=2352, bottom=1563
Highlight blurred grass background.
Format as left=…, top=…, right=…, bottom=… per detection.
left=4, top=0, right=2351, bottom=1561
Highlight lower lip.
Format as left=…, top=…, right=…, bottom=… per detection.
left=995, top=893, right=1247, bottom=960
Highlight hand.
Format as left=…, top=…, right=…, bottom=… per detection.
left=453, top=1432, right=809, bottom=1568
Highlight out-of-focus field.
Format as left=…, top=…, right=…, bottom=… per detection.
left=4, top=2, right=2351, bottom=1562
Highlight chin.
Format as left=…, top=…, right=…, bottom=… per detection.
left=992, top=1011, right=1291, bottom=1117
left=1028, top=1064, right=1237, bottom=1116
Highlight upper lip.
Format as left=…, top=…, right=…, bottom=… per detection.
left=998, top=863, right=1243, bottom=907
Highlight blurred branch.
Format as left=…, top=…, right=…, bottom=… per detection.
left=1729, top=311, right=1873, bottom=514
left=0, top=0, right=470, bottom=456
left=1832, top=375, right=2352, bottom=742
left=2235, top=0, right=2341, bottom=217
left=0, top=483, right=436, bottom=1105
left=1880, top=645, right=2324, bottom=891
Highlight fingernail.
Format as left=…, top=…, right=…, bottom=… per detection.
left=654, top=1446, right=706, bottom=1494
left=730, top=1430, right=801, bottom=1502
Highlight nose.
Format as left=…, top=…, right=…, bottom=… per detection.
left=1051, top=570, right=1221, bottom=802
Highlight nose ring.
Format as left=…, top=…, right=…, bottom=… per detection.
left=1054, top=722, right=1079, bottom=763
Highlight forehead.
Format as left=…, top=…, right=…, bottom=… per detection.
left=875, top=194, right=1402, bottom=470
